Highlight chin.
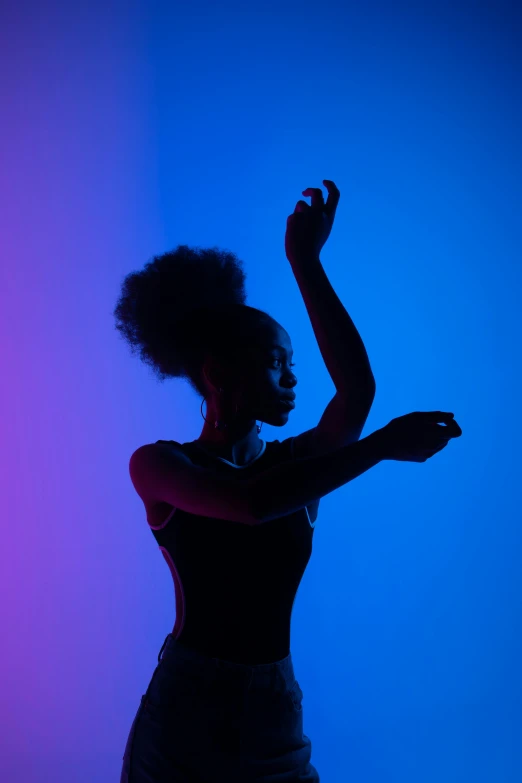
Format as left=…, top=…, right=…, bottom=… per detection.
left=260, top=410, right=291, bottom=427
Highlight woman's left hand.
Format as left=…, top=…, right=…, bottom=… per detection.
left=285, top=179, right=340, bottom=263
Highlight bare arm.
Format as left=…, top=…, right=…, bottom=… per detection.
left=129, top=443, right=259, bottom=525
left=131, top=430, right=386, bottom=527
left=251, top=430, right=386, bottom=524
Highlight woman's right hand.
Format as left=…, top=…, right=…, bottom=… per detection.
left=377, top=411, right=462, bottom=462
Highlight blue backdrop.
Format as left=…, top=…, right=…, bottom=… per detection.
left=1, top=1, right=520, bottom=781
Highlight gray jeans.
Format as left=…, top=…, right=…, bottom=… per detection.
left=120, top=633, right=320, bottom=782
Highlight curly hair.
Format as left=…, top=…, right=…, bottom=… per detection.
left=113, top=244, right=275, bottom=398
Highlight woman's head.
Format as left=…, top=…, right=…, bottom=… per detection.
left=113, top=244, right=297, bottom=432
left=199, top=313, right=297, bottom=431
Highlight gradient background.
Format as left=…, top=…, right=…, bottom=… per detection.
left=1, top=1, right=521, bottom=781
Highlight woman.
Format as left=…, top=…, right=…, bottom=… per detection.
left=113, top=197, right=462, bottom=781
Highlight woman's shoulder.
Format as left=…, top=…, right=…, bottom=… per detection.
left=152, top=437, right=295, bottom=452
left=152, top=439, right=186, bottom=450
left=147, top=437, right=296, bottom=465
left=131, top=440, right=188, bottom=468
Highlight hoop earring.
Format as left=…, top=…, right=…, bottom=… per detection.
left=200, top=394, right=263, bottom=434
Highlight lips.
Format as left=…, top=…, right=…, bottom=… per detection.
left=279, top=399, right=295, bottom=409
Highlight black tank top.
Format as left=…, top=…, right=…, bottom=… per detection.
left=149, top=436, right=319, bottom=665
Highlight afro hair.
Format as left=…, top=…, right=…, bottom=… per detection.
left=113, top=244, right=274, bottom=398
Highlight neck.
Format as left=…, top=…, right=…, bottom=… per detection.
left=196, top=410, right=262, bottom=465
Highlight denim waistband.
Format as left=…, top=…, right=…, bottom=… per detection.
left=156, top=633, right=296, bottom=690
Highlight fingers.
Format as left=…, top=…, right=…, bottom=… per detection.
left=444, top=419, right=462, bottom=437
left=301, top=180, right=340, bottom=214
left=302, top=188, right=325, bottom=210
left=434, top=422, right=462, bottom=439
left=323, top=180, right=340, bottom=212
left=428, top=411, right=462, bottom=437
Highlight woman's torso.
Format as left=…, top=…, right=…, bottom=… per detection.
left=133, top=438, right=318, bottom=665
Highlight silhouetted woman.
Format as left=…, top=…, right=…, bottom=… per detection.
left=113, top=231, right=461, bottom=780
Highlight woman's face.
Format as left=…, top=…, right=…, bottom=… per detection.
left=239, top=321, right=298, bottom=427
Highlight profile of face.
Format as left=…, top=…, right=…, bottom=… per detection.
left=237, top=320, right=298, bottom=427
